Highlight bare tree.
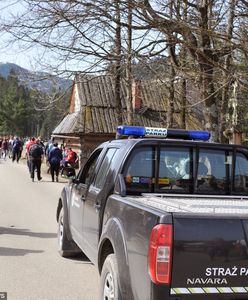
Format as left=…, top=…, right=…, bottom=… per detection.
left=219, top=0, right=236, bottom=143
left=132, top=0, right=247, bottom=141
left=125, top=0, right=133, bottom=125
left=1, top=0, right=166, bottom=121
left=1, top=0, right=248, bottom=141
left=114, top=0, right=123, bottom=124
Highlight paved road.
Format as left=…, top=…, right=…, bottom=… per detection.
left=0, top=157, right=99, bottom=300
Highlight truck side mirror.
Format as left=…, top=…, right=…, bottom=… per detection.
left=114, top=174, right=126, bottom=197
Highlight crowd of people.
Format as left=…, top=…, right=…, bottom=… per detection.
left=0, top=136, right=79, bottom=182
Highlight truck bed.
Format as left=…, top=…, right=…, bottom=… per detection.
left=132, top=194, right=248, bottom=215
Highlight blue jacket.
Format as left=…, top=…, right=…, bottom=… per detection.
left=48, top=147, right=63, bottom=164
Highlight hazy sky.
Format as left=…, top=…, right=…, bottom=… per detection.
left=0, top=1, right=164, bottom=74
left=0, top=1, right=98, bottom=74
left=0, top=1, right=53, bottom=72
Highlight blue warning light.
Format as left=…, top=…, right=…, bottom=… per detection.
left=116, top=125, right=210, bottom=141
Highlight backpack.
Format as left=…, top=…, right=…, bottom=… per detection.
left=13, top=140, right=22, bottom=150
left=29, top=144, right=42, bottom=159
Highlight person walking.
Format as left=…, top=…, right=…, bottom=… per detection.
left=29, top=139, right=44, bottom=182
left=12, top=137, right=23, bottom=163
left=0, top=138, right=2, bottom=158
left=8, top=137, right=13, bottom=158
left=45, top=138, right=54, bottom=157
left=1, top=138, right=9, bottom=160
left=26, top=137, right=36, bottom=174
left=48, top=142, right=63, bottom=182
left=45, top=138, right=54, bottom=174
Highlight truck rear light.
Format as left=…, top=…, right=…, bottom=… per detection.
left=148, top=224, right=173, bottom=284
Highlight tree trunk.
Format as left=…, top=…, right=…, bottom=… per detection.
left=167, top=59, right=175, bottom=128
left=198, top=1, right=218, bottom=140
left=114, top=0, right=122, bottom=125
left=179, top=78, right=187, bottom=129
left=220, top=0, right=236, bottom=143
left=126, top=0, right=133, bottom=125
left=167, top=0, right=176, bottom=128
left=200, top=65, right=218, bottom=141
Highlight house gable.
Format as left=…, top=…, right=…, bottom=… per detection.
left=69, top=81, right=81, bottom=113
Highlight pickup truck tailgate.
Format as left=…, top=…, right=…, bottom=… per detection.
left=172, top=216, right=248, bottom=296
left=145, top=195, right=248, bottom=298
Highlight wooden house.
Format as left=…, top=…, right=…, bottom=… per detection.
left=52, top=74, right=200, bottom=165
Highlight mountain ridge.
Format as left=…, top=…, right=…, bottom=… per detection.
left=0, top=62, right=72, bottom=93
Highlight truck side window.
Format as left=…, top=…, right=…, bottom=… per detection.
left=234, top=153, right=248, bottom=193
left=79, top=149, right=102, bottom=185
left=123, top=147, right=154, bottom=194
left=94, top=148, right=118, bottom=189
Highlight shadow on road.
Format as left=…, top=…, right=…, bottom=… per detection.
left=0, top=226, right=56, bottom=238
left=36, top=179, right=68, bottom=184
left=0, top=246, right=44, bottom=256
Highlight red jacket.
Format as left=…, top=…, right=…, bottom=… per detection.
left=65, top=150, right=77, bottom=164
left=26, top=140, right=36, bottom=153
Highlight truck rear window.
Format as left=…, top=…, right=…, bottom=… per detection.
left=158, top=147, right=191, bottom=193
left=234, top=152, right=248, bottom=193
left=123, top=145, right=248, bottom=195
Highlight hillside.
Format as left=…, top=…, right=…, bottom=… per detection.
left=0, top=62, right=72, bottom=93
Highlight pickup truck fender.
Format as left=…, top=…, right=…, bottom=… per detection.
left=98, top=217, right=135, bottom=300
left=56, top=186, right=73, bottom=241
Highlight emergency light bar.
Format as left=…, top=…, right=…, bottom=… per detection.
left=116, top=125, right=210, bottom=141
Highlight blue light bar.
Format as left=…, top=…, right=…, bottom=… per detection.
left=116, top=125, right=146, bottom=137
left=165, top=128, right=210, bottom=141
left=188, top=130, right=210, bottom=141
left=116, top=125, right=210, bottom=141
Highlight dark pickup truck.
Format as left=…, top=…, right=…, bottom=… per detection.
left=56, top=126, right=248, bottom=300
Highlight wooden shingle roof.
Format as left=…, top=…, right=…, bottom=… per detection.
left=53, top=74, right=170, bottom=135
left=53, top=112, right=82, bottom=135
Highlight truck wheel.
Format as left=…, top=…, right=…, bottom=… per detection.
left=100, top=254, right=121, bottom=300
left=57, top=207, right=80, bottom=257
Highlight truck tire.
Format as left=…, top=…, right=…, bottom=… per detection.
left=57, top=207, right=81, bottom=257
left=100, top=254, right=121, bottom=300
